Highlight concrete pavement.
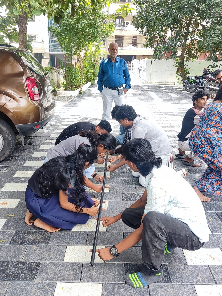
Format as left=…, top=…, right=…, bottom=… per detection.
left=0, top=82, right=221, bottom=295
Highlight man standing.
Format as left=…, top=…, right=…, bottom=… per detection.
left=97, top=42, right=131, bottom=121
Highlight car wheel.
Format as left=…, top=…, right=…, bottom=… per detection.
left=0, top=119, right=16, bottom=161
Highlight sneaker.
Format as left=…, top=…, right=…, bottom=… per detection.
left=125, top=264, right=162, bottom=288
left=132, top=171, right=140, bottom=177
left=164, top=244, right=173, bottom=254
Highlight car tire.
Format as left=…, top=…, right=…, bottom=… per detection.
left=0, top=119, right=16, bottom=161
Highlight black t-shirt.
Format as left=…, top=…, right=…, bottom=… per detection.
left=55, top=122, right=95, bottom=145
left=178, top=108, right=196, bottom=141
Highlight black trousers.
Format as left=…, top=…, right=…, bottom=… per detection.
left=121, top=207, right=145, bottom=229
left=121, top=208, right=203, bottom=270
left=142, top=211, right=203, bottom=270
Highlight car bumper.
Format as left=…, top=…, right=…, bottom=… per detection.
left=15, top=113, right=54, bottom=136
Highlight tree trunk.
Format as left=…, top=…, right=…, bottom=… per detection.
left=179, top=18, right=192, bottom=81
left=78, top=54, right=83, bottom=92
left=18, top=12, right=27, bottom=50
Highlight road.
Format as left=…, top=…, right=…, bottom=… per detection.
left=0, top=81, right=221, bottom=296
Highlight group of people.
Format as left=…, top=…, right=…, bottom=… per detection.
left=24, top=43, right=221, bottom=288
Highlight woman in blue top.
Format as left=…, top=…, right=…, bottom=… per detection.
left=25, top=145, right=101, bottom=232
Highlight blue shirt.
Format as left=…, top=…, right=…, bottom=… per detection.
left=97, top=57, right=131, bottom=92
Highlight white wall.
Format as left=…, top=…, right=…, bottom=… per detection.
left=132, top=59, right=222, bottom=84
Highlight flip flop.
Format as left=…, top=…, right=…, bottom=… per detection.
left=183, top=160, right=201, bottom=167
left=175, top=154, right=185, bottom=159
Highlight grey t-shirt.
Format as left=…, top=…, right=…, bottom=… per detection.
left=47, top=135, right=91, bottom=160
left=132, top=116, right=172, bottom=157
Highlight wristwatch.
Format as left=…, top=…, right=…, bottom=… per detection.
left=110, top=245, right=119, bottom=257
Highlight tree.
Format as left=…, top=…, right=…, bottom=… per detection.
left=133, top=0, right=222, bottom=80
left=0, top=0, right=43, bottom=49
left=0, top=0, right=117, bottom=50
left=49, top=3, right=115, bottom=90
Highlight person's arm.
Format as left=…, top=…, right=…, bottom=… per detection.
left=95, top=223, right=143, bottom=261
left=59, top=190, right=99, bottom=216
left=107, top=158, right=126, bottom=172
left=97, top=62, right=104, bottom=92
left=100, top=190, right=147, bottom=227
left=84, top=177, right=105, bottom=192
left=123, top=60, right=131, bottom=91
left=108, top=154, right=123, bottom=163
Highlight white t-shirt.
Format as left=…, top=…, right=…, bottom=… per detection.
left=144, top=166, right=210, bottom=243
left=132, top=116, right=172, bottom=158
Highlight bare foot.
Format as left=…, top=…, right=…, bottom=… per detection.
left=34, top=219, right=61, bottom=233
left=178, top=148, right=185, bottom=156
left=193, top=186, right=211, bottom=202
left=25, top=209, right=34, bottom=225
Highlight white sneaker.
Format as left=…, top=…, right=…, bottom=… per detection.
left=139, top=175, right=146, bottom=187
left=132, top=171, right=140, bottom=177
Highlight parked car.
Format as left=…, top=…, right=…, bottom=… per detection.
left=0, top=45, right=55, bottom=161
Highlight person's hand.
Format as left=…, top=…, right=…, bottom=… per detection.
left=94, top=174, right=104, bottom=182
left=123, top=88, right=128, bottom=94
left=98, top=153, right=105, bottom=158
left=91, top=198, right=100, bottom=207
left=107, top=164, right=116, bottom=172
left=97, top=158, right=105, bottom=164
left=88, top=247, right=113, bottom=261
left=108, top=156, right=119, bottom=163
left=100, top=216, right=117, bottom=227
left=93, top=184, right=110, bottom=193
left=86, top=207, right=99, bottom=216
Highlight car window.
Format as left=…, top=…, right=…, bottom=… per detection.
left=16, top=51, right=46, bottom=77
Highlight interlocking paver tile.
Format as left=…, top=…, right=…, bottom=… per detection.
left=5, top=281, right=56, bottom=296
left=149, top=284, right=197, bottom=296
left=183, top=248, right=222, bottom=265
left=36, top=262, right=82, bottom=282
left=54, top=283, right=102, bottom=296
left=195, top=285, right=222, bottom=296
left=10, top=231, right=51, bottom=245
left=81, top=263, right=125, bottom=283
left=49, top=231, right=88, bottom=245
left=0, top=245, right=27, bottom=261
left=0, top=261, right=40, bottom=281
left=23, top=245, right=66, bottom=262
left=102, top=283, right=149, bottom=295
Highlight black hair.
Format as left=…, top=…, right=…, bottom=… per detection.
left=111, top=105, right=121, bottom=119
left=213, top=69, right=222, bottom=78
left=37, top=144, right=97, bottom=211
left=79, top=130, right=99, bottom=147
left=192, top=90, right=209, bottom=106
left=97, top=120, right=112, bottom=133
left=214, top=85, right=222, bottom=102
left=122, top=138, right=162, bottom=176
left=97, top=133, right=117, bottom=150
left=115, top=105, right=137, bottom=121
left=79, top=130, right=117, bottom=151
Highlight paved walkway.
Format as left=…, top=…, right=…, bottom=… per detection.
left=0, top=82, right=221, bottom=296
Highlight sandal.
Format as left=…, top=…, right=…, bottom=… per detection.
left=175, top=154, right=185, bottom=159
left=183, top=160, right=201, bottom=167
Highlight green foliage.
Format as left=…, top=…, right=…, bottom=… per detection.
left=0, top=9, right=18, bottom=43
left=133, top=0, right=222, bottom=80
left=59, top=43, right=104, bottom=91
left=116, top=3, right=134, bottom=18
left=49, top=4, right=115, bottom=60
